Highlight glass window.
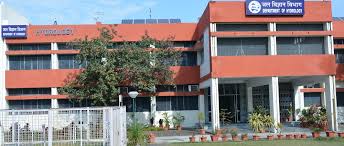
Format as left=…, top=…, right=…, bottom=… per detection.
left=173, top=41, right=196, bottom=48
left=58, top=99, right=93, bottom=108
left=217, top=38, right=268, bottom=56
left=337, top=92, right=344, bottom=107
left=277, top=37, right=325, bottom=55
left=304, top=93, right=321, bottom=107
left=276, top=24, right=324, bottom=31
left=58, top=55, right=81, bottom=69
left=8, top=100, right=51, bottom=110
left=217, top=24, right=268, bottom=31
left=57, top=43, right=79, bottom=50
left=8, top=44, right=51, bottom=51
left=179, top=52, right=197, bottom=66
left=123, top=97, right=151, bottom=112
left=335, top=50, right=344, bottom=64
left=8, top=88, right=51, bottom=96
left=156, top=96, right=198, bottom=111
left=9, top=55, right=51, bottom=70
left=334, top=39, right=344, bottom=45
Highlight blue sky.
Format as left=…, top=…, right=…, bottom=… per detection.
left=2, top=0, right=343, bottom=24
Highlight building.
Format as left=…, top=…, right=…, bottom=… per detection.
left=0, top=0, right=343, bottom=132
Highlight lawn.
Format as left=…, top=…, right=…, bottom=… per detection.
left=169, top=138, right=344, bottom=146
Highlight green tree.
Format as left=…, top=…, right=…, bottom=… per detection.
left=59, top=26, right=181, bottom=106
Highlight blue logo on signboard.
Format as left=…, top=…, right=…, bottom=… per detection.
left=246, top=0, right=304, bottom=16
left=2, top=25, right=27, bottom=39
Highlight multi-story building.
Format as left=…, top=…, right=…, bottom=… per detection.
left=0, top=0, right=343, bottom=132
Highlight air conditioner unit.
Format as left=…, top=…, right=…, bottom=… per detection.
left=188, top=85, right=199, bottom=92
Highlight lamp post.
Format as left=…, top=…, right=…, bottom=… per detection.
left=128, top=91, right=139, bottom=120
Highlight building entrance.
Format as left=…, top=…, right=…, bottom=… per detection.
left=219, top=84, right=245, bottom=124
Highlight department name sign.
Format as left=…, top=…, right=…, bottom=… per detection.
left=246, top=0, right=304, bottom=16
left=2, top=25, right=27, bottom=39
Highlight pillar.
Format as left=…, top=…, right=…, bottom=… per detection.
left=199, top=94, right=205, bottom=119
left=150, top=96, right=157, bottom=125
left=269, top=77, right=280, bottom=132
left=51, top=88, right=58, bottom=108
left=294, top=86, right=304, bottom=120
left=210, top=78, right=220, bottom=132
left=324, top=75, right=338, bottom=131
left=247, top=87, right=253, bottom=113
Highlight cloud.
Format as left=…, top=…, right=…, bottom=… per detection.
left=2, top=0, right=158, bottom=24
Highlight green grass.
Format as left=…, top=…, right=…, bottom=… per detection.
left=169, top=138, right=344, bottom=146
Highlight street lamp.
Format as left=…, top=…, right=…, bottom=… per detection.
left=128, top=91, right=139, bottom=120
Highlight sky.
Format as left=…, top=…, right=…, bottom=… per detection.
left=2, top=0, right=343, bottom=25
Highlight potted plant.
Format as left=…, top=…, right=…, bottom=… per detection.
left=267, top=134, right=274, bottom=141
left=221, top=128, right=228, bottom=142
left=248, top=113, right=265, bottom=133
left=216, top=129, right=222, bottom=137
left=197, top=112, right=205, bottom=135
left=230, top=128, right=239, bottom=141
left=294, top=134, right=301, bottom=139
left=241, top=133, right=248, bottom=141
left=276, top=123, right=284, bottom=140
left=312, top=128, right=322, bottom=138
left=253, top=135, right=260, bottom=141
left=147, top=132, right=156, bottom=144
left=301, top=133, right=307, bottom=139
left=172, top=112, right=185, bottom=131
left=326, top=131, right=335, bottom=138
left=338, top=132, right=344, bottom=138
left=200, top=135, right=207, bottom=142
left=286, top=134, right=293, bottom=139
left=211, top=131, right=219, bottom=142
left=189, top=132, right=196, bottom=143
left=162, top=112, right=170, bottom=130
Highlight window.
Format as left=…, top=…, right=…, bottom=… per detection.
left=334, top=39, right=344, bottom=45
left=217, top=38, right=268, bottom=56
left=58, top=99, right=93, bottom=108
left=8, top=88, right=51, bottom=96
left=217, top=24, right=268, bottom=31
left=337, top=92, right=344, bottom=107
left=57, top=43, right=79, bottom=50
left=304, top=83, right=321, bottom=88
left=156, top=96, right=198, bottom=111
left=156, top=85, right=198, bottom=92
left=277, top=37, right=325, bottom=55
left=276, top=24, right=324, bottom=31
left=8, top=44, right=51, bottom=51
left=173, top=41, right=196, bottom=48
left=179, top=52, right=197, bottom=66
left=123, top=97, right=151, bottom=112
left=9, top=55, right=51, bottom=70
left=8, top=100, right=51, bottom=110
left=335, top=50, right=344, bottom=64
left=304, top=93, right=321, bottom=107
left=58, top=55, right=81, bottom=69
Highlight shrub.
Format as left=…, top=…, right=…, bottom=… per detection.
left=248, top=112, right=274, bottom=133
left=172, top=112, right=185, bottom=128
left=230, top=128, right=238, bottom=136
left=299, top=105, right=327, bottom=130
left=127, top=122, right=146, bottom=146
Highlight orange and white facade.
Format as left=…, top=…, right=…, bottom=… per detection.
left=0, top=0, right=343, bottom=132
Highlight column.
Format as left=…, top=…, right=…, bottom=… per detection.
left=199, top=94, right=205, bottom=119
left=150, top=96, right=157, bottom=126
left=247, top=87, right=253, bottom=113
left=51, top=88, right=58, bottom=108
left=321, top=83, right=327, bottom=106
left=210, top=78, right=220, bottom=132
left=324, top=75, right=338, bottom=131
left=294, top=86, right=304, bottom=121
left=269, top=77, right=280, bottom=132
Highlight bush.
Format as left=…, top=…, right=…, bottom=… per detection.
left=299, top=105, right=327, bottom=130
left=127, top=122, right=147, bottom=146
left=248, top=112, right=274, bottom=133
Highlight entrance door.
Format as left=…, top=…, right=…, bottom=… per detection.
left=219, top=84, right=241, bottom=124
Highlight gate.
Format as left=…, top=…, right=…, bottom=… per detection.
left=0, top=107, right=126, bottom=146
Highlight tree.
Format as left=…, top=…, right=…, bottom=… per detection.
left=59, top=26, right=181, bottom=106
